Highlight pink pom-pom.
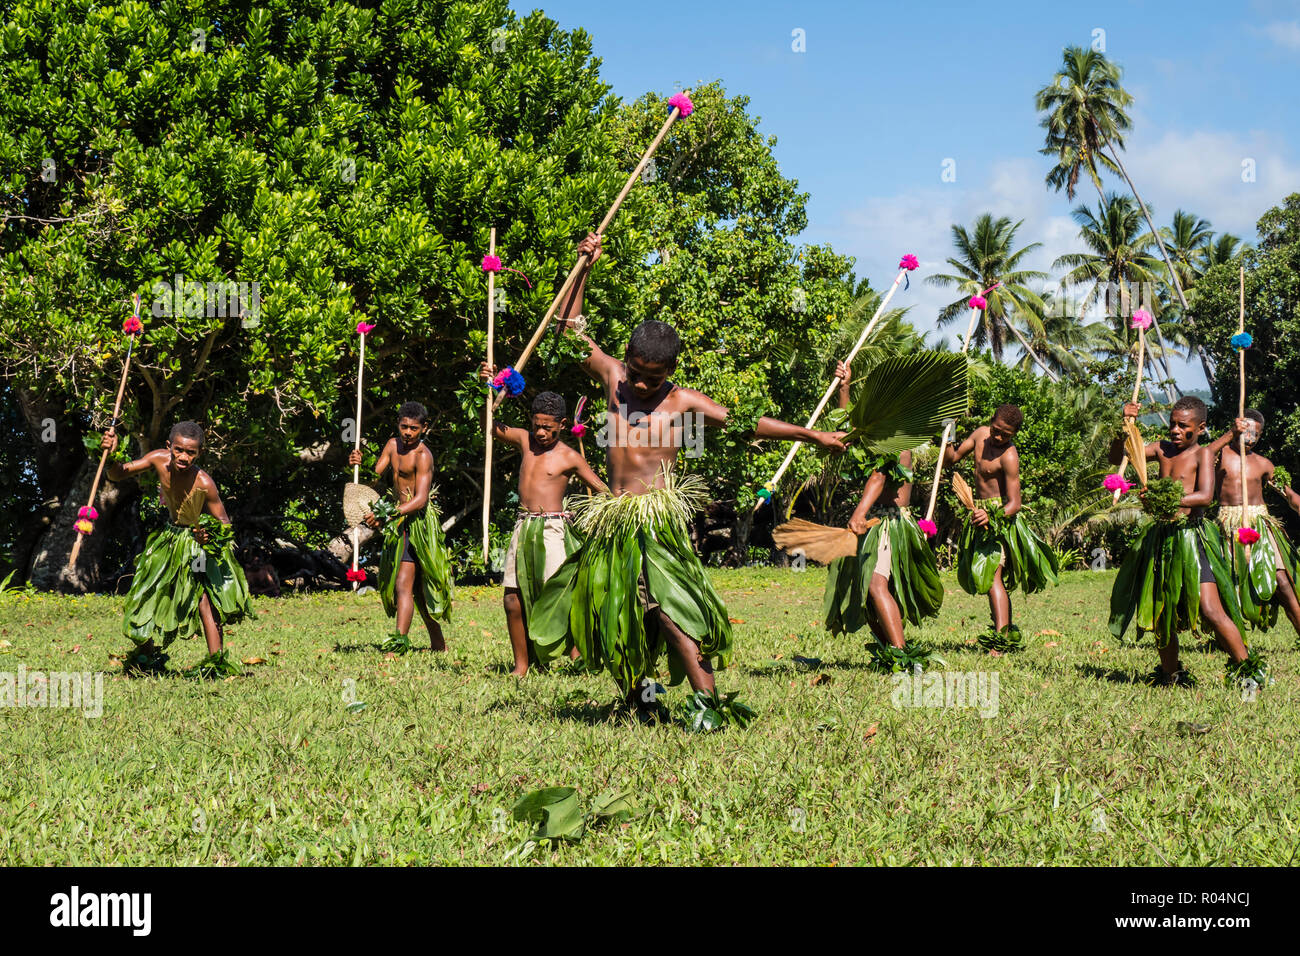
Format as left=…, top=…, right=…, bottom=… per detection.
left=667, top=92, right=694, bottom=117
left=1103, top=473, right=1133, bottom=493
left=122, top=316, right=143, bottom=335
left=571, top=423, right=587, bottom=437
left=1130, top=309, right=1153, bottom=330
left=78, top=506, right=99, bottom=520
left=917, top=519, right=938, bottom=538
left=356, top=321, right=376, bottom=335
left=969, top=295, right=987, bottom=310
left=899, top=254, right=919, bottom=271
left=481, top=255, right=501, bottom=272
left=1238, top=527, right=1261, bottom=545
left=346, top=568, right=367, bottom=582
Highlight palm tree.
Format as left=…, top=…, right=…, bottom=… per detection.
left=1160, top=210, right=1214, bottom=292
left=926, top=214, right=1048, bottom=365
left=1012, top=289, right=1117, bottom=379
left=1200, top=232, right=1248, bottom=271
left=1035, top=46, right=1210, bottom=388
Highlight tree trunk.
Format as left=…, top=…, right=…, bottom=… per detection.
left=1103, top=143, right=1214, bottom=389
left=28, top=459, right=138, bottom=592
left=1006, top=322, right=1060, bottom=382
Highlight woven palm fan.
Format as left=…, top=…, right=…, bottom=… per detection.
left=1123, top=420, right=1149, bottom=489
left=952, top=472, right=977, bottom=511
left=772, top=517, right=879, bottom=564
left=344, top=481, right=380, bottom=527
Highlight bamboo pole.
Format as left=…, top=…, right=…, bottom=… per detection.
left=757, top=266, right=913, bottom=508
left=1110, top=327, right=1147, bottom=503
left=1239, top=265, right=1249, bottom=557
left=67, top=296, right=140, bottom=570
left=923, top=283, right=1000, bottom=522
left=482, top=227, right=497, bottom=566
left=492, top=95, right=690, bottom=412
left=350, top=320, right=367, bottom=590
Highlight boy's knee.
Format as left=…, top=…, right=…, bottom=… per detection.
left=503, top=590, right=522, bottom=613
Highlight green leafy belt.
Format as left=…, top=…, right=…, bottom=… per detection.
left=197, top=514, right=234, bottom=557
left=679, top=690, right=758, bottom=732
left=1271, top=465, right=1292, bottom=493
left=956, top=500, right=1060, bottom=596
left=1223, top=514, right=1300, bottom=631
left=1141, top=477, right=1186, bottom=523
left=122, top=524, right=254, bottom=650
left=1109, top=520, right=1246, bottom=646
left=513, top=515, right=583, bottom=624
left=511, top=787, right=634, bottom=843
left=846, top=351, right=969, bottom=455
left=977, top=624, right=1026, bottom=652
left=1223, top=648, right=1269, bottom=689
left=377, top=503, right=453, bottom=623
left=530, top=475, right=731, bottom=691
left=824, top=511, right=943, bottom=634
left=865, top=639, right=939, bottom=674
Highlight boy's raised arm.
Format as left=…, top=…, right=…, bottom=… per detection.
left=946, top=433, right=975, bottom=466
left=558, top=232, right=621, bottom=389
left=102, top=429, right=161, bottom=481
left=684, top=390, right=847, bottom=450
left=478, top=362, right=526, bottom=447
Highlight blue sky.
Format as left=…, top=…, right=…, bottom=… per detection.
left=534, top=0, right=1300, bottom=392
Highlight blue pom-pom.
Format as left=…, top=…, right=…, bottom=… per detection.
left=1231, top=332, right=1253, bottom=349
left=489, top=366, right=526, bottom=396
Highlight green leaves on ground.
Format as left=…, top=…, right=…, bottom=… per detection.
left=511, top=787, right=635, bottom=842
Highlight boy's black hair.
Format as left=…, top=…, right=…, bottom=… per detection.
left=1245, top=408, right=1265, bottom=427
left=626, top=319, right=681, bottom=366
left=1171, top=395, right=1207, bottom=424
left=992, top=404, right=1024, bottom=431
left=168, top=420, right=205, bottom=447
left=531, top=391, right=566, bottom=420
left=398, top=401, right=429, bottom=424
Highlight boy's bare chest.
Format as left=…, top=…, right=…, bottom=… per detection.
left=521, top=448, right=566, bottom=483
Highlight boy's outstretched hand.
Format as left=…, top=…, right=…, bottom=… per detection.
left=1122, top=402, right=1141, bottom=420
left=577, top=232, right=602, bottom=265
left=813, top=431, right=849, bottom=452
left=100, top=428, right=118, bottom=453
left=478, top=361, right=497, bottom=383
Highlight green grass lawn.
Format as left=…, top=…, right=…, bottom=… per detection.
left=2, top=568, right=1298, bottom=865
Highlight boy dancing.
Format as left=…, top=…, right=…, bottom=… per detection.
left=1108, top=397, right=1256, bottom=686
left=531, top=233, right=846, bottom=719
left=476, top=376, right=608, bottom=675
left=822, top=363, right=943, bottom=665
left=1207, top=410, right=1300, bottom=635
left=946, top=405, right=1058, bottom=649
left=101, top=422, right=254, bottom=674
left=349, top=401, right=453, bottom=653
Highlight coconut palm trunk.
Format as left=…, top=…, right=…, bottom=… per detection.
left=1103, top=142, right=1216, bottom=388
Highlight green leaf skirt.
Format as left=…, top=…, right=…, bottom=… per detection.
left=510, top=514, right=583, bottom=623
left=956, top=499, right=1059, bottom=596
left=378, top=503, right=454, bottom=622
left=530, top=490, right=732, bottom=692
left=1217, top=506, right=1299, bottom=631
left=823, top=508, right=944, bottom=634
left=122, top=524, right=255, bottom=648
left=1109, top=518, right=1245, bottom=647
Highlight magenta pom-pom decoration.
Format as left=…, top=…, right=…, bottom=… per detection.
left=1103, top=474, right=1134, bottom=493
left=481, top=254, right=502, bottom=272
left=667, top=92, right=694, bottom=117
left=1130, top=309, right=1153, bottom=330
left=356, top=321, right=376, bottom=335
left=122, top=316, right=143, bottom=335
left=346, top=568, right=367, bottom=582
left=917, top=519, right=938, bottom=538
left=899, top=254, right=919, bottom=271
left=78, top=506, right=99, bottom=520
left=1238, top=527, right=1261, bottom=545
left=969, top=295, right=987, bottom=311
left=571, top=423, right=587, bottom=437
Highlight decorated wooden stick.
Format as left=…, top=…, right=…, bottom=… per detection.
left=756, top=254, right=920, bottom=509
left=491, top=91, right=694, bottom=412
left=922, top=283, right=1001, bottom=527
left=67, top=295, right=144, bottom=570
left=346, top=319, right=377, bottom=589
left=1235, top=265, right=1252, bottom=556
left=481, top=227, right=497, bottom=566
left=1105, top=310, right=1152, bottom=503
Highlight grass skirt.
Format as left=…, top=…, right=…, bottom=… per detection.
left=1109, top=518, right=1244, bottom=646
left=530, top=479, right=731, bottom=691
left=378, top=503, right=453, bottom=622
left=1217, top=505, right=1299, bottom=630
left=513, top=514, right=583, bottom=621
left=122, top=524, right=254, bottom=648
left=957, top=498, right=1059, bottom=596
left=823, top=508, right=943, bottom=634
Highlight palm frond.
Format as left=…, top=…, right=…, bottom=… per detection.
left=847, top=351, right=969, bottom=455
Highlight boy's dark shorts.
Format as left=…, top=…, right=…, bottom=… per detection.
left=400, top=529, right=415, bottom=564
left=1195, top=536, right=1215, bottom=585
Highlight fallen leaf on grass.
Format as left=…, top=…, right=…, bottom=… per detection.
left=727, top=618, right=744, bottom=624
left=810, top=673, right=833, bottom=686
left=70, top=644, right=80, bottom=654
left=1038, top=629, right=1062, bottom=637
left=242, top=657, right=268, bottom=665
left=863, top=723, right=879, bottom=742
left=0, top=640, right=12, bottom=649
left=1045, top=642, right=1060, bottom=648
left=1176, top=721, right=1213, bottom=736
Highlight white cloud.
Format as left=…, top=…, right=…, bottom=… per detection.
left=1261, top=19, right=1300, bottom=49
